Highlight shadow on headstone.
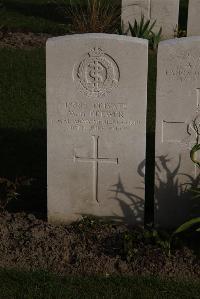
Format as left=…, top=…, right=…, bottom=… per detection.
left=108, top=174, right=144, bottom=225
left=155, top=154, right=200, bottom=228
left=81, top=161, right=145, bottom=226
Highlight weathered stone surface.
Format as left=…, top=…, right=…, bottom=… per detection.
left=47, top=34, right=148, bottom=225
left=121, top=0, right=179, bottom=39
left=155, top=37, right=200, bottom=228
left=187, top=0, right=200, bottom=36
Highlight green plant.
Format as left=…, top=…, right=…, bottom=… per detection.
left=66, top=0, right=120, bottom=33
left=72, top=215, right=107, bottom=233
left=0, top=178, right=18, bottom=211
left=173, top=25, right=187, bottom=38
left=172, top=218, right=200, bottom=235
left=0, top=177, right=34, bottom=212
left=145, top=229, right=172, bottom=256
left=123, top=228, right=172, bottom=261
left=123, top=231, right=140, bottom=262
left=127, top=15, right=162, bottom=50
left=189, top=117, right=200, bottom=168
left=149, top=28, right=162, bottom=50
left=172, top=116, right=200, bottom=237
left=0, top=25, right=8, bottom=40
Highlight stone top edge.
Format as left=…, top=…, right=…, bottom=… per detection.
left=123, top=0, right=179, bottom=3
left=46, top=33, right=148, bottom=46
left=159, top=36, right=200, bottom=47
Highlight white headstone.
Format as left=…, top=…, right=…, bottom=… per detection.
left=47, top=34, right=148, bottom=225
left=121, top=0, right=180, bottom=39
left=187, top=0, right=200, bottom=36
left=155, top=37, right=200, bottom=228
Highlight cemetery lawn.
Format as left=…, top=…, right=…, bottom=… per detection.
left=1, top=0, right=188, bottom=34
left=1, top=269, right=200, bottom=299
left=0, top=0, right=71, bottom=34
left=0, top=48, right=47, bottom=216
left=0, top=48, right=45, bottom=130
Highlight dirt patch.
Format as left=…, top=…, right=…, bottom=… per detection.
left=0, top=31, right=52, bottom=49
left=0, top=212, right=199, bottom=278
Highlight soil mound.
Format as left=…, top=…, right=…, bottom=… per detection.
left=0, top=212, right=199, bottom=278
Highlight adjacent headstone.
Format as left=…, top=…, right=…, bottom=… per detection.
left=155, top=37, right=200, bottom=228
left=121, top=0, right=180, bottom=39
left=187, top=0, right=200, bottom=36
left=47, top=34, right=148, bottom=225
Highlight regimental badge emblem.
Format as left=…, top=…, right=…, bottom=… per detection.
left=73, top=47, right=120, bottom=98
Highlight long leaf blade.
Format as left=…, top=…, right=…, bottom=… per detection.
left=172, top=217, right=200, bottom=235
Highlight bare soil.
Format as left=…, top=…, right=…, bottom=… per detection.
left=0, top=212, right=200, bottom=278
left=0, top=31, right=52, bottom=49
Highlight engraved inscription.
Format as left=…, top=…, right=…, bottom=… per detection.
left=55, top=101, right=141, bottom=131
left=73, top=48, right=120, bottom=98
left=165, top=51, right=200, bottom=81
left=74, top=136, right=118, bottom=203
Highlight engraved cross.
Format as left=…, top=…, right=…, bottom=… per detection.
left=74, top=136, right=118, bottom=203
left=162, top=88, right=200, bottom=177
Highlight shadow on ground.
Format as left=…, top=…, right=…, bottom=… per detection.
left=0, top=128, right=47, bottom=219
left=3, top=0, right=68, bottom=23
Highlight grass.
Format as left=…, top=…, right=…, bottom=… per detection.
left=0, top=0, right=120, bottom=34
left=0, top=0, right=189, bottom=34
left=67, top=0, right=121, bottom=33
left=0, top=0, right=72, bottom=34
left=0, top=9, right=68, bottom=34
left=0, top=48, right=47, bottom=217
left=0, top=268, right=199, bottom=299
left=0, top=48, right=45, bottom=129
